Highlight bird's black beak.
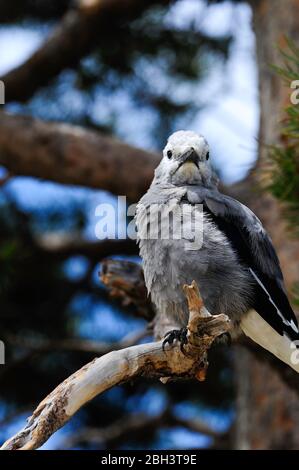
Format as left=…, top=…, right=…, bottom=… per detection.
left=179, top=148, right=199, bottom=168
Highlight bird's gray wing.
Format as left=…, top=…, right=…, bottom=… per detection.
left=203, top=190, right=283, bottom=280
left=187, top=188, right=299, bottom=340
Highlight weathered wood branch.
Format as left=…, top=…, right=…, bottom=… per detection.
left=0, top=112, right=159, bottom=201
left=1, top=281, right=230, bottom=450
left=1, top=0, right=172, bottom=103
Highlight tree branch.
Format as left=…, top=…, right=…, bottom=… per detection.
left=0, top=112, right=159, bottom=201
left=35, top=233, right=138, bottom=260
left=1, top=281, right=230, bottom=450
left=1, top=0, right=172, bottom=103
left=4, top=329, right=148, bottom=357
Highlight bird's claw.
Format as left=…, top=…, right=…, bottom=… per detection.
left=162, top=327, right=188, bottom=354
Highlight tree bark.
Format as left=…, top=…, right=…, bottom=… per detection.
left=233, top=347, right=251, bottom=450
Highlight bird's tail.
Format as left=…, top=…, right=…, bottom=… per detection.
left=240, top=309, right=299, bottom=373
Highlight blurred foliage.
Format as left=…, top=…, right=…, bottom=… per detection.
left=269, top=39, right=299, bottom=232
left=269, top=40, right=299, bottom=309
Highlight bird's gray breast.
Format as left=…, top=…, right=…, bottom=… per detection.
left=136, top=187, right=253, bottom=326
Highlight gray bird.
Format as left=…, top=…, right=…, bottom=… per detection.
left=136, top=130, right=299, bottom=372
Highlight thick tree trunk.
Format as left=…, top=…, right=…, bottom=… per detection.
left=233, top=0, right=299, bottom=450
left=250, top=0, right=299, bottom=288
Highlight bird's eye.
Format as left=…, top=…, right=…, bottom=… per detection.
left=206, top=151, right=210, bottom=160
left=167, top=150, right=172, bottom=159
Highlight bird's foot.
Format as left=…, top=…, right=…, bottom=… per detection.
left=163, top=327, right=188, bottom=354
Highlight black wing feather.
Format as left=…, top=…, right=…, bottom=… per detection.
left=197, top=189, right=299, bottom=341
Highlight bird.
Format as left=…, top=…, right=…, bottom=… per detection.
left=135, top=130, right=299, bottom=372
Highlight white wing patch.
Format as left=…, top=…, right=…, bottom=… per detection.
left=249, top=268, right=299, bottom=335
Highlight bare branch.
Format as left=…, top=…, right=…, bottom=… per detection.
left=1, top=282, right=230, bottom=450
left=0, top=112, right=159, bottom=201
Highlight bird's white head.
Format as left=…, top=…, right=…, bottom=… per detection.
left=154, top=130, right=213, bottom=186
